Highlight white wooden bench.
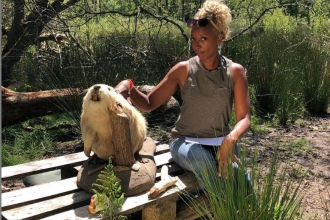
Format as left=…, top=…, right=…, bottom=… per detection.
left=1, top=143, right=201, bottom=220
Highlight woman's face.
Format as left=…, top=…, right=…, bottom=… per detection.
left=190, top=25, right=222, bottom=62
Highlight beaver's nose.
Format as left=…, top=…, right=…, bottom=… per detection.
left=93, top=85, right=101, bottom=91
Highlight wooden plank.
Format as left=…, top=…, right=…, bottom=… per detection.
left=2, top=191, right=92, bottom=220
left=1, top=152, right=174, bottom=211
left=155, top=163, right=183, bottom=179
left=154, top=152, right=173, bottom=166
left=40, top=172, right=199, bottom=220
left=2, top=152, right=87, bottom=181
left=155, top=144, right=170, bottom=153
left=1, top=177, right=79, bottom=210
left=2, top=144, right=169, bottom=181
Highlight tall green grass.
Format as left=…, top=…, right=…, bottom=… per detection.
left=226, top=8, right=330, bottom=124
left=301, top=36, right=330, bottom=114
left=180, top=147, right=304, bottom=219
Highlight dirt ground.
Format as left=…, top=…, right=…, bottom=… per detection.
left=2, top=114, right=329, bottom=219
left=240, top=114, right=330, bottom=220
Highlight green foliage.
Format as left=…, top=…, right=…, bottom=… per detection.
left=283, top=138, right=311, bottom=156
left=225, top=1, right=330, bottom=121
left=301, top=37, right=330, bottom=114
left=8, top=0, right=330, bottom=120
left=250, top=115, right=271, bottom=135
left=92, top=159, right=126, bottom=219
left=1, top=113, right=79, bottom=166
left=181, top=148, right=304, bottom=219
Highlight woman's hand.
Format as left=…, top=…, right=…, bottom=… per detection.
left=115, top=79, right=133, bottom=104
left=216, top=134, right=240, bottom=178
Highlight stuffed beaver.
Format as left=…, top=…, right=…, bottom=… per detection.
left=77, top=84, right=156, bottom=197
left=80, top=84, right=147, bottom=161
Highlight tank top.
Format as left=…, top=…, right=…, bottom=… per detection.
left=171, top=55, right=234, bottom=138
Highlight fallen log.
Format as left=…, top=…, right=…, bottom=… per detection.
left=1, top=85, right=180, bottom=127
left=1, top=86, right=84, bottom=126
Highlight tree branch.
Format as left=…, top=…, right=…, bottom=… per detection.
left=229, top=3, right=308, bottom=41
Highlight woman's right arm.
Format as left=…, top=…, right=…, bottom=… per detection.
left=116, top=61, right=189, bottom=112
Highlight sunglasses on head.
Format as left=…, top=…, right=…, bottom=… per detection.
left=187, top=18, right=221, bottom=33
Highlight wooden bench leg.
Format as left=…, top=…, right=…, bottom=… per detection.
left=142, top=196, right=179, bottom=220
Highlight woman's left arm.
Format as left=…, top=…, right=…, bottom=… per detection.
left=217, top=62, right=251, bottom=177
left=230, top=63, right=251, bottom=141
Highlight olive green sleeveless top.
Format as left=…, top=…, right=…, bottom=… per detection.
left=171, top=55, right=234, bottom=138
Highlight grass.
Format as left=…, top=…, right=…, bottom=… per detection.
left=284, top=139, right=310, bottom=156
left=1, top=113, right=80, bottom=167
left=294, top=119, right=309, bottom=127
left=179, top=147, right=304, bottom=219
left=250, top=115, right=271, bottom=135
left=287, top=164, right=306, bottom=180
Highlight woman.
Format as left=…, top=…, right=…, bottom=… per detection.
left=115, top=0, right=251, bottom=182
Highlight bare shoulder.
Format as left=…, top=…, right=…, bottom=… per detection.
left=166, top=60, right=189, bottom=89
left=171, top=60, right=189, bottom=73
left=230, top=62, right=247, bottom=80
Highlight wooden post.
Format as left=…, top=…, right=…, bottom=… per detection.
left=111, top=112, right=135, bottom=167
left=142, top=196, right=179, bottom=220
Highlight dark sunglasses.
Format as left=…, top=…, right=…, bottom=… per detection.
left=187, top=18, right=221, bottom=33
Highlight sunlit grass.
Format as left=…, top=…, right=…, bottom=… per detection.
left=179, top=147, right=304, bottom=219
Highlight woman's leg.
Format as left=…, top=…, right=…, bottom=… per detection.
left=169, top=137, right=218, bottom=182
left=170, top=138, right=255, bottom=198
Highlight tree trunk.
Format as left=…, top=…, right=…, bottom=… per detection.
left=1, top=0, right=80, bottom=87
left=1, top=85, right=180, bottom=127
left=1, top=87, right=84, bottom=126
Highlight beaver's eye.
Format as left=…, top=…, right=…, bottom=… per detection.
left=116, top=101, right=122, bottom=108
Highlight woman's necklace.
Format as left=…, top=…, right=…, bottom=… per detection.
left=206, top=55, right=226, bottom=71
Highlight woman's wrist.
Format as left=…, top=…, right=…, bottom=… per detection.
left=228, top=131, right=238, bottom=144
left=114, top=79, right=133, bottom=97
left=126, top=79, right=134, bottom=91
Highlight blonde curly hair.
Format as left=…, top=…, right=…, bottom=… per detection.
left=193, top=0, right=232, bottom=39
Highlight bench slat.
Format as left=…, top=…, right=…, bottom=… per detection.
left=2, top=191, right=91, bottom=220
left=155, top=163, right=183, bottom=179
left=2, top=145, right=170, bottom=181
left=1, top=177, right=79, bottom=210
left=2, top=152, right=87, bottom=181
left=40, top=172, right=198, bottom=220
left=154, top=151, right=173, bottom=165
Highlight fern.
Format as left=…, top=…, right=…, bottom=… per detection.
left=92, top=158, right=126, bottom=220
